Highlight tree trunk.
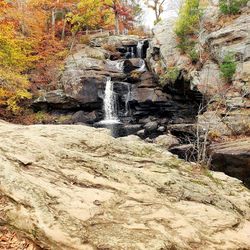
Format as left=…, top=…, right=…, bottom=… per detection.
left=61, top=17, right=67, bottom=40
left=51, top=8, right=56, bottom=38
left=115, top=11, right=120, bottom=35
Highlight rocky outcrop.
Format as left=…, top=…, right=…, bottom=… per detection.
left=147, top=5, right=250, bottom=99
left=1, top=121, right=250, bottom=249
left=91, top=35, right=140, bottom=47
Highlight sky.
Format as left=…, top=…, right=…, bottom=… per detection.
left=141, top=1, right=179, bottom=28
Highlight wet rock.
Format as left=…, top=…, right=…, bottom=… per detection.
left=63, top=76, right=104, bottom=109
left=72, top=111, right=98, bottom=124
left=168, top=124, right=197, bottom=135
left=123, top=124, right=142, bottom=135
left=130, top=87, right=169, bottom=103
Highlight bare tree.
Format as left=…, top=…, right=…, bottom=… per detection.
left=144, top=0, right=166, bottom=23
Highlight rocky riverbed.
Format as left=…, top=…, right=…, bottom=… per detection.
left=0, top=121, right=250, bottom=249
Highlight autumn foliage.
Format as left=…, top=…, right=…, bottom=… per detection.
left=0, top=0, right=137, bottom=117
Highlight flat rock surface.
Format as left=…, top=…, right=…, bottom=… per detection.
left=0, top=122, right=250, bottom=249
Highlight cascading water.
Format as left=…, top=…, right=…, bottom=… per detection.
left=137, top=41, right=144, bottom=58
left=99, top=77, right=120, bottom=124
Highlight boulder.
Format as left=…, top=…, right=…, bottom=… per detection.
left=71, top=111, right=98, bottom=124
left=123, top=124, right=142, bottom=135
left=144, top=121, right=158, bottom=133
left=33, top=90, right=81, bottom=110
left=130, top=87, right=169, bottom=103
left=63, top=76, right=103, bottom=109
left=209, top=139, right=250, bottom=186
left=0, top=123, right=250, bottom=249
left=154, top=134, right=179, bottom=149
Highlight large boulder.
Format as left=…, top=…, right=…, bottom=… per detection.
left=0, top=123, right=250, bottom=250
left=33, top=89, right=81, bottom=110
left=209, top=139, right=250, bottom=186
left=154, top=134, right=179, bottom=149
left=1, top=122, right=250, bottom=249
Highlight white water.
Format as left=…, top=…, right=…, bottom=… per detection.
left=99, top=77, right=120, bottom=124
left=137, top=41, right=144, bottom=58
left=135, top=59, right=147, bottom=72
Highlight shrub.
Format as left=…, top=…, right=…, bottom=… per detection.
left=175, top=0, right=202, bottom=58
left=220, top=52, right=236, bottom=82
left=188, top=48, right=199, bottom=62
left=0, top=69, right=32, bottom=113
left=219, top=0, right=248, bottom=14
left=175, top=0, right=201, bottom=38
left=160, top=67, right=180, bottom=86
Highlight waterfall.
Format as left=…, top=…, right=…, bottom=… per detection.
left=100, top=77, right=120, bottom=124
left=131, top=47, right=135, bottom=58
left=137, top=41, right=144, bottom=58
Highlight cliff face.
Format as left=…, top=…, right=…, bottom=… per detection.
left=147, top=4, right=250, bottom=132
left=0, top=121, right=250, bottom=249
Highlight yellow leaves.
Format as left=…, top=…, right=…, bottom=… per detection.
left=68, top=0, right=114, bottom=32
left=0, top=68, right=31, bottom=113
left=0, top=24, right=37, bottom=72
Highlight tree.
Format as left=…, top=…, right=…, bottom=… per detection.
left=68, top=0, right=113, bottom=34
left=144, top=0, right=166, bottom=24
left=0, top=20, right=34, bottom=113
left=104, top=0, right=133, bottom=34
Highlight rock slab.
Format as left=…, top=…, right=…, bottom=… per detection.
left=0, top=122, right=250, bottom=249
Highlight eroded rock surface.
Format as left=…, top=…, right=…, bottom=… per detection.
left=0, top=122, right=250, bottom=249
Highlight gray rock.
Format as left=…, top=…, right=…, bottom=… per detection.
left=209, top=139, right=250, bottom=186
left=130, top=87, right=169, bottom=103
left=144, top=121, right=158, bottom=133
left=157, top=126, right=166, bottom=132
left=203, top=14, right=250, bottom=62
left=136, top=129, right=145, bottom=138
left=191, top=60, right=224, bottom=96
left=154, top=134, right=179, bottom=149
left=91, top=35, right=139, bottom=47
left=72, top=111, right=98, bottom=124
left=124, top=124, right=142, bottom=135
